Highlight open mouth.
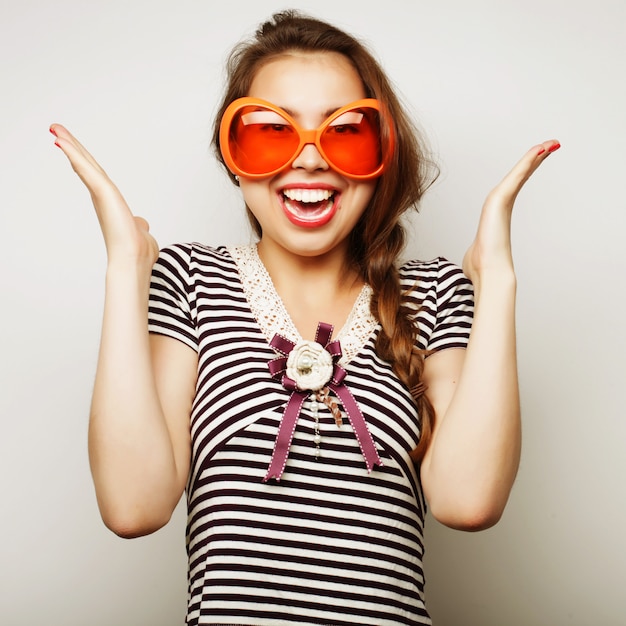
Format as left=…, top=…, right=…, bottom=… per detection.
left=280, top=188, right=338, bottom=228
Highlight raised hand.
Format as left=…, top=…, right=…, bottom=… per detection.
left=50, top=124, right=159, bottom=270
left=462, top=140, right=560, bottom=287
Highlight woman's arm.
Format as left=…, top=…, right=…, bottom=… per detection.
left=51, top=124, right=196, bottom=538
left=89, top=269, right=195, bottom=537
left=419, top=140, right=560, bottom=531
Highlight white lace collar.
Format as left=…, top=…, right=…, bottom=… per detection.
left=227, top=244, right=378, bottom=364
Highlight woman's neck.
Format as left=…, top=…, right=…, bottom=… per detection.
left=257, top=238, right=361, bottom=287
left=255, top=239, right=364, bottom=340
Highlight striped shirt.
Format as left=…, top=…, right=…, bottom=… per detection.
left=148, top=243, right=474, bottom=625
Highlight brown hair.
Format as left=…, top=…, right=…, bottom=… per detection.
left=211, top=10, right=438, bottom=461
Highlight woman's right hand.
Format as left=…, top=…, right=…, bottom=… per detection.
left=50, top=124, right=159, bottom=269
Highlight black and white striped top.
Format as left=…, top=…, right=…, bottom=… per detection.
left=148, top=243, right=474, bottom=626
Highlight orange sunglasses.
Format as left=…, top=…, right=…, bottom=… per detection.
left=219, top=97, right=394, bottom=180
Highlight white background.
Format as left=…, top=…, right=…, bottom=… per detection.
left=1, top=1, right=625, bottom=624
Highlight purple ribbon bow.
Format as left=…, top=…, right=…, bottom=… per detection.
left=264, top=321, right=383, bottom=481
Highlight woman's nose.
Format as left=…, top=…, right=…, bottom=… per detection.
left=291, top=142, right=329, bottom=173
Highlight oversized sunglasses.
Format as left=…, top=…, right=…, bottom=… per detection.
left=219, top=97, right=394, bottom=180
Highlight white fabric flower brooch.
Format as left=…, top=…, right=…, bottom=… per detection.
left=285, top=339, right=333, bottom=391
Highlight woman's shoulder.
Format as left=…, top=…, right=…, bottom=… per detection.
left=399, top=256, right=474, bottom=318
left=158, top=241, right=233, bottom=260
left=151, top=243, right=244, bottom=291
left=399, top=256, right=470, bottom=287
left=155, top=242, right=241, bottom=270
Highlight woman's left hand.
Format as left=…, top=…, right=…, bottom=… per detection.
left=462, top=139, right=560, bottom=287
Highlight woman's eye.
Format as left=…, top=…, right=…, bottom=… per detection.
left=265, top=124, right=290, bottom=132
left=330, top=124, right=359, bottom=134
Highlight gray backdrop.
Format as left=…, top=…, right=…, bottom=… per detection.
left=1, top=0, right=624, bottom=624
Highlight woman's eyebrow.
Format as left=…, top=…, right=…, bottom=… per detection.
left=280, top=105, right=345, bottom=122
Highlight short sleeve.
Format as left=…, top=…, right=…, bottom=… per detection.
left=427, top=258, right=474, bottom=352
left=401, top=257, right=474, bottom=354
left=148, top=244, right=199, bottom=352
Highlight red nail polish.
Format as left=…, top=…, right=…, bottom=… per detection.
left=548, top=142, right=561, bottom=153
left=49, top=126, right=58, bottom=137
left=54, top=140, right=61, bottom=148
left=537, top=148, right=546, bottom=156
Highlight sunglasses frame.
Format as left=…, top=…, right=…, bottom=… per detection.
left=219, top=97, right=394, bottom=180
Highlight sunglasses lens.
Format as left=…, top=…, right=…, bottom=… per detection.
left=320, top=107, right=383, bottom=176
left=227, top=105, right=299, bottom=175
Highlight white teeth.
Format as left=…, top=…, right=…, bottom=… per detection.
left=283, top=188, right=333, bottom=203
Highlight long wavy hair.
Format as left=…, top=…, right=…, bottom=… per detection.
left=211, top=10, right=438, bottom=461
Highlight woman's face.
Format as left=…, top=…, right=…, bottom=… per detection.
left=237, top=52, right=377, bottom=262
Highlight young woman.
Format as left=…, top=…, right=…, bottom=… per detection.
left=50, top=10, right=559, bottom=626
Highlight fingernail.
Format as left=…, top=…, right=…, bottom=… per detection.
left=548, top=142, right=561, bottom=153
left=537, top=148, right=546, bottom=156
left=54, top=140, right=61, bottom=148
left=49, top=126, right=58, bottom=137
